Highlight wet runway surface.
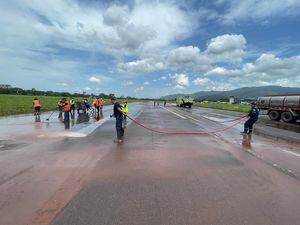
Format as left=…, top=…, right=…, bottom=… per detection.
left=0, top=103, right=299, bottom=225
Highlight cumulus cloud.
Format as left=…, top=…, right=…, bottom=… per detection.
left=203, top=53, right=300, bottom=89
left=118, top=34, right=247, bottom=74
left=88, top=76, right=101, bottom=84
left=118, top=58, right=166, bottom=73
left=221, top=0, right=300, bottom=24
left=124, top=81, right=134, bottom=86
left=205, top=67, right=240, bottom=76
left=193, top=78, right=211, bottom=86
left=206, top=34, right=246, bottom=63
left=56, top=82, right=68, bottom=86
left=168, top=46, right=201, bottom=66
left=134, top=86, right=144, bottom=92
left=103, top=5, right=130, bottom=26
left=143, top=81, right=150, bottom=85
left=161, top=76, right=167, bottom=80
left=193, top=77, right=234, bottom=91
left=170, top=73, right=189, bottom=89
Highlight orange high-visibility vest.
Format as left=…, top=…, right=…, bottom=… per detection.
left=93, top=99, right=99, bottom=106
left=63, top=99, right=70, bottom=111
left=33, top=100, right=40, bottom=107
left=99, top=99, right=104, bottom=106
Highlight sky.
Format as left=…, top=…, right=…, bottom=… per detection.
left=0, top=0, right=300, bottom=98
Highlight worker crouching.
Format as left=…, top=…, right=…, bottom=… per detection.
left=241, top=102, right=259, bottom=134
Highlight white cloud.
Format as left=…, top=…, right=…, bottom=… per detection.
left=56, top=82, right=68, bottom=86
left=88, top=76, right=101, bottom=84
left=161, top=76, right=167, bottom=80
left=205, top=67, right=240, bottom=76
left=143, top=81, right=150, bottom=85
left=124, top=81, right=134, bottom=86
left=206, top=34, right=246, bottom=63
left=134, top=86, right=144, bottom=92
left=193, top=78, right=211, bottom=86
left=174, top=85, right=185, bottom=90
left=222, top=0, right=300, bottom=24
left=202, top=53, right=300, bottom=89
left=170, top=73, right=189, bottom=89
left=193, top=77, right=234, bottom=91
left=168, top=46, right=201, bottom=66
left=103, top=5, right=129, bottom=26
left=84, top=87, right=91, bottom=91
left=118, top=58, right=166, bottom=73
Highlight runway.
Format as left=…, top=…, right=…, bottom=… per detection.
left=0, top=103, right=299, bottom=225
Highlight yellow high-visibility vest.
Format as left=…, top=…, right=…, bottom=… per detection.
left=123, top=104, right=128, bottom=113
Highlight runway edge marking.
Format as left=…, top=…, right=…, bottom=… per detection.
left=160, top=106, right=187, bottom=119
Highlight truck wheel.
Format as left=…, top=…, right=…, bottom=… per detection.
left=268, top=110, right=280, bottom=121
left=281, top=111, right=295, bottom=123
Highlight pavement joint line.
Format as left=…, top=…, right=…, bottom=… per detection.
left=173, top=106, right=226, bottom=125
left=245, top=149, right=300, bottom=181
left=170, top=107, right=204, bottom=123
left=159, top=106, right=187, bottom=119
left=282, top=149, right=300, bottom=157
left=76, top=117, right=111, bottom=136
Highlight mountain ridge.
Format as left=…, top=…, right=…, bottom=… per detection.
left=161, top=86, right=300, bottom=100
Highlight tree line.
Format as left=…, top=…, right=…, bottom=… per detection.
left=0, top=84, right=138, bottom=99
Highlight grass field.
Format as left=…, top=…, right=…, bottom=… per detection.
left=193, top=102, right=251, bottom=113
left=0, top=94, right=136, bottom=116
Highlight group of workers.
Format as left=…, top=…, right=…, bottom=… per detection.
left=33, top=96, right=259, bottom=142
left=153, top=100, right=167, bottom=107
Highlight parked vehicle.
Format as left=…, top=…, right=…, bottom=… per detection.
left=176, top=96, right=194, bottom=108
left=257, top=95, right=300, bottom=123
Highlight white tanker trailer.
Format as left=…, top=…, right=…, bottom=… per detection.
left=257, top=95, right=300, bottom=123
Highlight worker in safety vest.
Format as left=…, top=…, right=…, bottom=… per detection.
left=99, top=98, right=104, bottom=113
left=33, top=98, right=41, bottom=116
left=70, top=96, right=75, bottom=118
left=93, top=96, right=100, bottom=115
left=241, top=102, right=259, bottom=135
left=123, top=101, right=128, bottom=128
left=110, top=97, right=124, bottom=143
left=57, top=99, right=64, bottom=118
left=62, top=97, right=71, bottom=123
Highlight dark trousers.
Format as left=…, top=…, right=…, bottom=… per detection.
left=64, top=111, right=70, bottom=129
left=64, top=110, right=70, bottom=121
left=116, top=116, right=124, bottom=139
left=244, top=118, right=257, bottom=133
left=95, top=106, right=100, bottom=114
left=70, top=105, right=75, bottom=118
left=123, top=114, right=127, bottom=128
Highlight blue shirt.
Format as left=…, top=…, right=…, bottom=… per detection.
left=113, top=102, right=123, bottom=117
left=249, top=106, right=259, bottom=120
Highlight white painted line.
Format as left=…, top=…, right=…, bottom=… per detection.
left=77, top=117, right=110, bottom=136
left=160, top=107, right=187, bottom=119
left=0, top=145, right=4, bottom=148
left=282, top=149, right=300, bottom=157
left=37, top=117, right=111, bottom=138
left=38, top=132, right=87, bottom=138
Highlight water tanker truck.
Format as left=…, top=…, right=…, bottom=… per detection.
left=176, top=96, right=194, bottom=108
left=257, top=95, right=300, bottom=123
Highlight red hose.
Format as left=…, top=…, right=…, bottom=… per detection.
left=126, top=114, right=248, bottom=135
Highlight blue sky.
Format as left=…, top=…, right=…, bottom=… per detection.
left=0, top=0, right=300, bottom=98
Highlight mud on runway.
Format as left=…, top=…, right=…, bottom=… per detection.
left=0, top=102, right=299, bottom=225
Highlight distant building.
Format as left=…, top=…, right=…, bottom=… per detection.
left=229, top=96, right=235, bottom=104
